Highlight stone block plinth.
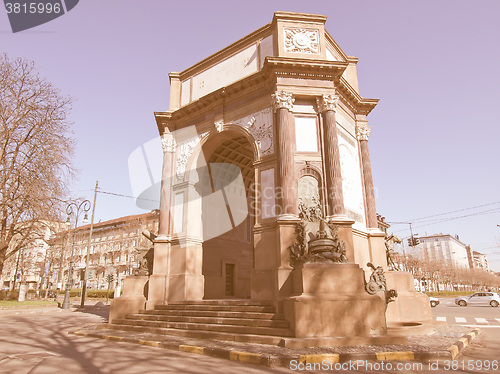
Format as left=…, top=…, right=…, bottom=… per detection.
left=283, top=263, right=387, bottom=338
left=385, top=271, right=433, bottom=325
left=109, top=276, right=148, bottom=323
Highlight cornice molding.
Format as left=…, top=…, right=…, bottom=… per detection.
left=156, top=57, right=378, bottom=135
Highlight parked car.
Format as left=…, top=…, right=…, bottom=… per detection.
left=455, top=292, right=500, bottom=307
left=429, top=296, right=439, bottom=307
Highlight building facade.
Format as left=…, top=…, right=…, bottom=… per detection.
left=0, top=225, right=52, bottom=291
left=1, top=211, right=159, bottom=292
left=472, top=251, right=490, bottom=271
left=419, top=234, right=470, bottom=268
left=54, top=210, right=159, bottom=291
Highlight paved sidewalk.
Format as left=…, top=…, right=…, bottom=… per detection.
left=74, top=318, right=480, bottom=368
left=0, top=303, right=481, bottom=372
left=0, top=305, right=291, bottom=374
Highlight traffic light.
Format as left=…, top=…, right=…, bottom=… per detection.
left=407, top=236, right=420, bottom=247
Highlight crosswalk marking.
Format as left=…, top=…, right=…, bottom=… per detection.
left=435, top=316, right=500, bottom=325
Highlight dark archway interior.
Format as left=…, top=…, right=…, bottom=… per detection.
left=200, top=134, right=254, bottom=299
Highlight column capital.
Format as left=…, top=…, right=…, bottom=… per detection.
left=271, top=90, right=294, bottom=112
left=356, top=123, right=371, bottom=141
left=161, top=133, right=177, bottom=153
left=316, top=94, right=339, bottom=113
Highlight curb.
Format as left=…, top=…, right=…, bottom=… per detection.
left=446, top=328, right=480, bottom=359
left=72, top=328, right=481, bottom=368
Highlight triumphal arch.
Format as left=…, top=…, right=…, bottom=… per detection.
left=110, top=12, right=431, bottom=345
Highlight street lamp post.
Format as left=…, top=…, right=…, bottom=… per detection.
left=61, top=200, right=91, bottom=309
left=80, top=181, right=98, bottom=308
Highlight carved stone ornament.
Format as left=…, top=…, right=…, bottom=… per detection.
left=214, top=120, right=224, bottom=133
left=289, top=203, right=348, bottom=265
left=316, top=94, right=339, bottom=113
left=284, top=27, right=320, bottom=54
left=356, top=123, right=371, bottom=141
left=298, top=196, right=322, bottom=223
left=133, top=247, right=154, bottom=276
left=176, top=134, right=205, bottom=180
left=161, top=134, right=176, bottom=153
left=271, top=91, right=294, bottom=112
left=365, top=262, right=398, bottom=305
left=365, top=262, right=386, bottom=295
left=234, top=108, right=274, bottom=156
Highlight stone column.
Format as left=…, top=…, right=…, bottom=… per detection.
left=158, top=132, right=176, bottom=237
left=317, top=94, right=344, bottom=217
left=145, top=132, right=176, bottom=309
left=356, top=121, right=378, bottom=228
left=272, top=90, right=297, bottom=217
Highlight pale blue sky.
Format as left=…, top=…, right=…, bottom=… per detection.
left=2, top=0, right=499, bottom=271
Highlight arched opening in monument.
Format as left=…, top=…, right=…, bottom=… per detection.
left=198, top=132, right=255, bottom=299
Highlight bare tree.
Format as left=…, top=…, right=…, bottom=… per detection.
left=0, top=53, right=74, bottom=276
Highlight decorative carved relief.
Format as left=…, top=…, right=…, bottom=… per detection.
left=290, top=196, right=348, bottom=265
left=161, top=134, right=176, bottom=153
left=271, top=91, right=294, bottom=112
left=175, top=134, right=204, bottom=180
left=234, top=108, right=274, bottom=156
left=284, top=27, right=320, bottom=54
left=289, top=218, right=348, bottom=265
left=356, top=123, right=371, bottom=141
left=316, top=94, right=339, bottom=113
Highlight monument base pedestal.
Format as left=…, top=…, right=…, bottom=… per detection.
left=283, top=263, right=387, bottom=338
left=385, top=271, right=433, bottom=334
left=109, top=276, right=148, bottom=323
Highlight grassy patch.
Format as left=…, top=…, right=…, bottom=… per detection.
left=0, top=300, right=58, bottom=309
left=426, top=291, right=480, bottom=297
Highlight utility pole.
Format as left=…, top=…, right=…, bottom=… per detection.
left=80, top=181, right=98, bottom=308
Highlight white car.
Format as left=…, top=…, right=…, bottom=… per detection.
left=455, top=292, right=500, bottom=307
left=429, top=296, right=439, bottom=307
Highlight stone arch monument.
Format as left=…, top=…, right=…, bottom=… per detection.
left=110, top=11, right=432, bottom=344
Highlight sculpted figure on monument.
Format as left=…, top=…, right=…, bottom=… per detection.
left=385, top=233, right=402, bottom=271
left=133, top=247, right=153, bottom=276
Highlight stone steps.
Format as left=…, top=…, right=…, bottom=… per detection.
left=126, top=314, right=290, bottom=328
left=112, top=318, right=293, bottom=336
left=106, top=300, right=293, bottom=346
left=102, top=321, right=287, bottom=345
left=140, top=309, right=278, bottom=320
left=154, top=304, right=276, bottom=313
left=168, top=300, right=272, bottom=306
